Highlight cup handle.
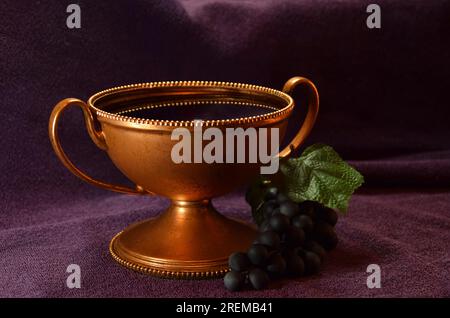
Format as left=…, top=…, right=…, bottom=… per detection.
left=278, top=77, right=320, bottom=159
left=48, top=98, right=148, bottom=195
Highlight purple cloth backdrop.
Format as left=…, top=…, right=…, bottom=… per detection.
left=1, top=0, right=449, bottom=297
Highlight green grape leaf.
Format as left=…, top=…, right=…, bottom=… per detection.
left=280, top=143, right=364, bottom=214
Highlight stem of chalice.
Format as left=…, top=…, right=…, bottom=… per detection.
left=110, top=198, right=257, bottom=278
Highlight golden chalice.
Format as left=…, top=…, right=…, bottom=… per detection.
left=48, top=77, right=319, bottom=278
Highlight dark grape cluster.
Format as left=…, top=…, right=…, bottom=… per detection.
left=224, top=185, right=338, bottom=291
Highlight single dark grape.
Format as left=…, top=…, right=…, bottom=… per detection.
left=276, top=192, right=290, bottom=204
left=266, top=253, right=287, bottom=275
left=247, top=244, right=269, bottom=266
left=292, top=214, right=314, bottom=234
left=257, top=231, right=281, bottom=250
left=269, top=214, right=290, bottom=233
left=228, top=252, right=250, bottom=272
left=224, top=271, right=245, bottom=291
left=248, top=268, right=270, bottom=290
left=279, top=201, right=300, bottom=218
left=282, top=226, right=305, bottom=247
left=264, top=187, right=279, bottom=200
left=316, top=207, right=338, bottom=226
left=304, top=251, right=321, bottom=275
left=313, top=222, right=338, bottom=251
left=304, top=241, right=327, bottom=262
left=260, top=200, right=279, bottom=219
left=286, top=254, right=305, bottom=276
left=298, top=201, right=317, bottom=219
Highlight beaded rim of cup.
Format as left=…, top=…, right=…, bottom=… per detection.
left=88, top=81, right=294, bottom=127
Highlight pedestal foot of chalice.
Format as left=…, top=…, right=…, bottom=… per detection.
left=110, top=200, right=256, bottom=278
left=48, top=78, right=319, bottom=278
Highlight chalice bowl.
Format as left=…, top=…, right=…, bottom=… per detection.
left=49, top=77, right=319, bottom=278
